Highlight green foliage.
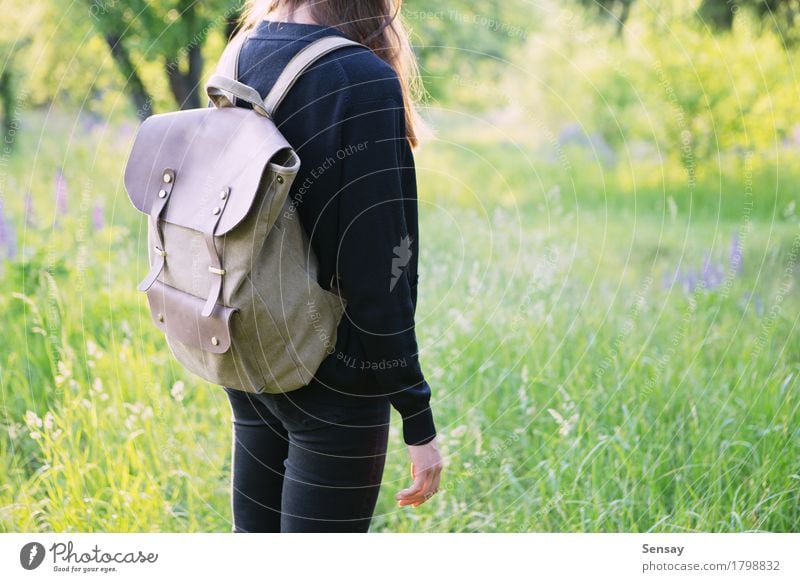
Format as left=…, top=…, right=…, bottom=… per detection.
left=402, top=0, right=538, bottom=106
left=0, top=0, right=38, bottom=143
left=18, top=1, right=534, bottom=120
left=85, top=0, right=240, bottom=111
left=20, top=1, right=241, bottom=120
left=510, top=0, right=800, bottom=165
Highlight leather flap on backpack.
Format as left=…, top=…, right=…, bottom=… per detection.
left=146, top=279, right=236, bottom=354
left=124, top=107, right=293, bottom=236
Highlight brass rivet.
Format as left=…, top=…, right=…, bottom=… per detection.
left=212, top=207, right=221, bottom=215
left=158, top=189, right=167, bottom=198
left=220, top=187, right=229, bottom=200
left=211, top=336, right=220, bottom=346
left=163, top=172, right=172, bottom=183
left=276, top=175, right=284, bottom=184
left=157, top=313, right=164, bottom=322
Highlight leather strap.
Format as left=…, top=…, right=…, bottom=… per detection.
left=208, top=31, right=365, bottom=118
left=138, top=168, right=175, bottom=292
left=262, top=36, right=363, bottom=118
left=206, top=74, right=269, bottom=116
left=201, top=184, right=233, bottom=317
left=212, top=29, right=250, bottom=107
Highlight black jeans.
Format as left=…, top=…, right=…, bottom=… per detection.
left=223, top=383, right=391, bottom=532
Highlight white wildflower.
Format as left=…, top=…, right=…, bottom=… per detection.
left=57, top=360, right=71, bottom=377
left=24, top=410, right=42, bottom=429
left=86, top=340, right=103, bottom=359
left=450, top=425, right=468, bottom=438
left=170, top=381, right=185, bottom=402
left=548, top=408, right=578, bottom=437
left=447, top=308, right=472, bottom=332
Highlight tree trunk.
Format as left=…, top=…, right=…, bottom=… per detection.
left=616, top=0, right=633, bottom=37
left=698, top=0, right=735, bottom=31
left=104, top=33, right=154, bottom=120
left=165, top=43, right=203, bottom=110
left=186, top=43, right=203, bottom=109
left=165, top=2, right=204, bottom=110
left=0, top=68, right=15, bottom=151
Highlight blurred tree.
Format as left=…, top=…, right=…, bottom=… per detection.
left=697, top=0, right=736, bottom=29
left=402, top=0, right=537, bottom=105
left=101, top=27, right=154, bottom=120
left=698, top=0, right=800, bottom=44
left=85, top=0, right=240, bottom=118
left=518, top=1, right=799, bottom=162
left=0, top=0, right=36, bottom=151
left=751, top=0, right=800, bottom=45
left=0, top=62, right=20, bottom=147
left=575, top=0, right=636, bottom=35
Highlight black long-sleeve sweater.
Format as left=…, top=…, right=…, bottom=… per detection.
left=234, top=20, right=436, bottom=445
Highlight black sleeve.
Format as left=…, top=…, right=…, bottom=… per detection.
left=336, top=95, right=436, bottom=446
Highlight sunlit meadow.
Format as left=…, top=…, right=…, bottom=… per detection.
left=1, top=101, right=798, bottom=532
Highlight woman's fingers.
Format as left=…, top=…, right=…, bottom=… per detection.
left=411, top=462, right=443, bottom=506
left=398, top=466, right=440, bottom=507
left=396, top=470, right=425, bottom=501
left=398, top=438, right=443, bottom=507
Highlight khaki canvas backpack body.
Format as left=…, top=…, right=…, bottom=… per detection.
left=123, top=32, right=364, bottom=394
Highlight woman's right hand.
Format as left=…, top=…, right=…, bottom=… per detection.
left=396, top=437, right=443, bottom=507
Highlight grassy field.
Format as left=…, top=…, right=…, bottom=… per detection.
left=1, top=108, right=799, bottom=532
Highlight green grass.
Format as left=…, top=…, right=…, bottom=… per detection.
left=1, top=109, right=799, bottom=532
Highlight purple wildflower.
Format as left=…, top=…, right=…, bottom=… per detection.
left=682, top=268, right=697, bottom=294
left=55, top=167, right=68, bottom=215
left=92, top=202, right=104, bottom=231
left=666, top=234, right=742, bottom=297
left=5, top=217, right=16, bottom=260
left=741, top=291, right=765, bottom=317
left=700, top=254, right=724, bottom=290
left=0, top=200, right=13, bottom=260
left=24, top=191, right=35, bottom=227
left=729, top=232, right=742, bottom=273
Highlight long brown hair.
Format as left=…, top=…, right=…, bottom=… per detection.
left=236, top=0, right=426, bottom=148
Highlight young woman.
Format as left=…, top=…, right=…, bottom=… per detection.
left=220, top=0, right=443, bottom=532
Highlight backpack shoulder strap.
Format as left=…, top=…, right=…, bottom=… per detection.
left=212, top=29, right=251, bottom=107
left=262, top=36, right=365, bottom=118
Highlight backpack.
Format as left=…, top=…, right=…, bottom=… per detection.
left=123, top=32, right=364, bottom=394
